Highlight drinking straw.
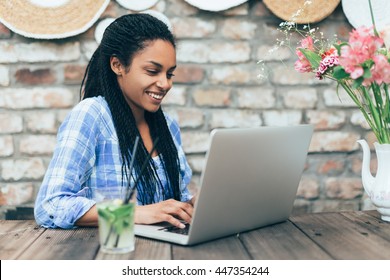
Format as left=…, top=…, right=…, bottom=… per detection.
left=124, top=136, right=140, bottom=204
left=111, top=137, right=160, bottom=247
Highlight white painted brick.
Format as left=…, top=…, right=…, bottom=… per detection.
left=25, top=111, right=57, bottom=133
left=282, top=88, right=318, bottom=109
left=1, top=158, right=46, bottom=181
left=257, top=45, right=291, bottom=61
left=237, top=87, right=275, bottom=109
left=181, top=132, right=210, bottom=153
left=82, top=41, right=98, bottom=60
left=210, top=110, right=262, bottom=128
left=19, top=135, right=57, bottom=155
left=172, top=18, right=216, bottom=38
left=162, top=86, right=187, bottom=106
left=177, top=41, right=250, bottom=63
left=186, top=155, right=206, bottom=173
left=0, top=87, right=74, bottom=109
left=310, top=131, right=360, bottom=152
left=193, top=88, right=231, bottom=107
left=209, top=65, right=264, bottom=85
left=306, top=110, right=346, bottom=130
left=164, top=108, right=204, bottom=128
left=351, top=110, right=371, bottom=129
left=0, top=183, right=34, bottom=205
left=271, top=65, right=332, bottom=85
left=0, top=113, right=23, bottom=133
left=0, top=42, right=80, bottom=63
left=221, top=19, right=257, bottom=39
left=323, top=88, right=357, bottom=107
left=0, top=136, right=13, bottom=156
left=0, top=65, right=9, bottom=86
left=263, top=110, right=302, bottom=126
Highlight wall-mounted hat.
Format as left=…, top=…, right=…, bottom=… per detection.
left=263, top=0, right=340, bottom=24
left=94, top=18, right=115, bottom=44
left=342, top=0, right=390, bottom=31
left=115, top=0, right=160, bottom=11
left=0, top=0, right=110, bottom=39
left=183, top=0, right=249, bottom=12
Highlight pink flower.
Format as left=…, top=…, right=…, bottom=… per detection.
left=300, top=36, right=314, bottom=50
left=295, top=36, right=315, bottom=73
left=368, top=54, right=390, bottom=85
left=339, top=26, right=384, bottom=80
left=315, top=52, right=339, bottom=79
left=348, top=26, right=383, bottom=58
left=295, top=59, right=312, bottom=73
left=349, top=66, right=364, bottom=80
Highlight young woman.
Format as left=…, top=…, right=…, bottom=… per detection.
left=34, top=13, right=194, bottom=229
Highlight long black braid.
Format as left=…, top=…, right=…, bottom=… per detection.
left=80, top=14, right=181, bottom=205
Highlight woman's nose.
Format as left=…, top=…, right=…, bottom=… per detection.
left=156, top=75, right=171, bottom=89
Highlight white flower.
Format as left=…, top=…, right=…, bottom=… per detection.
left=381, top=25, right=390, bottom=49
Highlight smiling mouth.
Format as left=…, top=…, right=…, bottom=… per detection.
left=146, top=91, right=165, bottom=100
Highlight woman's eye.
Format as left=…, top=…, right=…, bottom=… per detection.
left=167, top=73, right=175, bottom=79
left=146, top=69, right=158, bottom=75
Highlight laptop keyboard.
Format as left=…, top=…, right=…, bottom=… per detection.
left=159, top=223, right=190, bottom=235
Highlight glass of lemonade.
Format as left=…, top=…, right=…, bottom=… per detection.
left=97, top=198, right=135, bottom=254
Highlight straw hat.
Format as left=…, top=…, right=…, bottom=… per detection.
left=342, top=0, right=390, bottom=31
left=183, top=0, right=249, bottom=12
left=0, top=0, right=110, bottom=39
left=263, top=0, right=340, bottom=24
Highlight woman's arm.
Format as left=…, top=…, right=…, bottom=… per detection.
left=76, top=199, right=194, bottom=228
left=75, top=205, right=98, bottom=227
left=34, top=99, right=101, bottom=229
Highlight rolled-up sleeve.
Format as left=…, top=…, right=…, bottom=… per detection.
left=34, top=99, right=102, bottom=228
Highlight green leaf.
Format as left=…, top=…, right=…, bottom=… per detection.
left=362, top=67, right=372, bottom=79
left=332, top=66, right=349, bottom=80
left=299, top=48, right=321, bottom=69
left=97, top=207, right=115, bottom=223
left=110, top=204, right=134, bottom=218
left=98, top=203, right=134, bottom=234
left=333, top=42, right=348, bottom=55
left=113, top=219, right=124, bottom=235
left=352, top=77, right=364, bottom=89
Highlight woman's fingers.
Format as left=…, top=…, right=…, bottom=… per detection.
left=135, top=199, right=194, bottom=228
left=163, top=199, right=193, bottom=224
left=164, top=214, right=187, bottom=229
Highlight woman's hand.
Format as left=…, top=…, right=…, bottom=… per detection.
left=135, top=199, right=194, bottom=229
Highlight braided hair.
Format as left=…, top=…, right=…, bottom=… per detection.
left=80, top=14, right=181, bottom=205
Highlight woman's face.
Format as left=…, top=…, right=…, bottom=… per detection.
left=113, top=39, right=176, bottom=117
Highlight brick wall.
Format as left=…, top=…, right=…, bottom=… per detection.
left=0, top=0, right=376, bottom=218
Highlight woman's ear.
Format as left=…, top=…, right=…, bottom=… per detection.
left=110, top=56, right=123, bottom=76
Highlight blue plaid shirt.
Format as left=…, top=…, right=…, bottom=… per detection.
left=34, top=96, right=192, bottom=229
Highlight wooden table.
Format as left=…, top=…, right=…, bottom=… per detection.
left=1, top=210, right=390, bottom=260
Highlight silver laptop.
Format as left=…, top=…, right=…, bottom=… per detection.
left=134, top=124, right=313, bottom=245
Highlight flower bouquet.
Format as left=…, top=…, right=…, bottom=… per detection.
left=278, top=0, right=390, bottom=220
left=283, top=0, right=390, bottom=144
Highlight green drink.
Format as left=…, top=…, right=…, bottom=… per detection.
left=97, top=199, right=135, bottom=254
